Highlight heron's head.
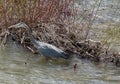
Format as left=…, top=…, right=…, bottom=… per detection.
left=8, top=22, right=28, bottom=30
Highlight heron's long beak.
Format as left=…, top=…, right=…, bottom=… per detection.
left=8, top=22, right=23, bottom=29
left=8, top=25, right=16, bottom=29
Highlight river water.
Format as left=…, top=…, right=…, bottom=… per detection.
left=0, top=42, right=120, bottom=84
left=75, top=0, right=120, bottom=23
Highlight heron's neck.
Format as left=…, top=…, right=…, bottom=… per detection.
left=26, top=28, right=39, bottom=47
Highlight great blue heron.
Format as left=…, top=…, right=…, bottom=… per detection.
left=8, top=22, right=70, bottom=59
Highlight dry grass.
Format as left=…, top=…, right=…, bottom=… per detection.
left=0, top=0, right=74, bottom=29
left=0, top=0, right=76, bottom=44
left=0, top=0, right=103, bottom=54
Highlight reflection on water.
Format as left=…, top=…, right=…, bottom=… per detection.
left=0, top=42, right=120, bottom=84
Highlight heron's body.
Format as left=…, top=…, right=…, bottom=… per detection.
left=33, top=41, right=69, bottom=59
left=8, top=22, right=70, bottom=59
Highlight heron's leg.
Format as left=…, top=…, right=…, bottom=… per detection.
left=45, top=56, right=51, bottom=61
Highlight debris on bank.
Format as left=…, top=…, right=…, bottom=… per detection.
left=0, top=22, right=120, bottom=67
